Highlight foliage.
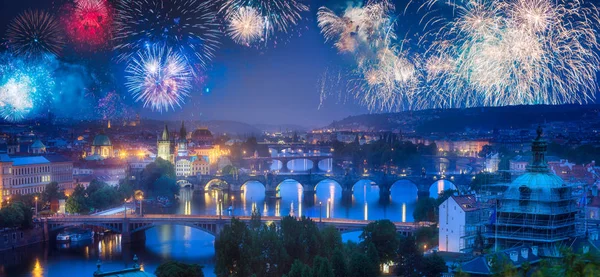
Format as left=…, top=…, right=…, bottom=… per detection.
left=348, top=252, right=378, bottom=277
left=396, top=235, right=421, bottom=277
left=415, top=225, right=439, bottom=249
left=413, top=197, right=437, bottom=222
left=66, top=184, right=88, bottom=214
left=0, top=201, right=33, bottom=228
left=330, top=248, right=347, bottom=277
left=155, top=261, right=204, bottom=277
left=359, top=220, right=398, bottom=264
left=547, top=143, right=600, bottom=164
left=140, top=157, right=178, bottom=198
left=421, top=253, right=448, bottom=277
left=42, top=182, right=64, bottom=203
left=215, top=218, right=254, bottom=277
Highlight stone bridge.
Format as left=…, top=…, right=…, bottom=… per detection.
left=42, top=215, right=430, bottom=243
left=243, top=154, right=333, bottom=173
left=179, top=172, right=473, bottom=201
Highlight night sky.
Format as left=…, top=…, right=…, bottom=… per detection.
left=1, top=0, right=397, bottom=127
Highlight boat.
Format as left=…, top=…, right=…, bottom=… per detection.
left=56, top=231, right=72, bottom=242
left=70, top=229, right=93, bottom=242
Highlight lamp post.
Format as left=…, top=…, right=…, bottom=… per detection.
left=137, top=192, right=144, bottom=217
left=319, top=201, right=322, bottom=223
left=124, top=199, right=127, bottom=219
left=327, top=199, right=331, bottom=219
left=219, top=199, right=222, bottom=220
left=34, top=196, right=38, bottom=217
left=231, top=196, right=234, bottom=216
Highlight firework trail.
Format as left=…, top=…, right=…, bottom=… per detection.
left=317, top=0, right=423, bottom=112
left=113, top=0, right=220, bottom=70
left=425, top=0, right=600, bottom=107
left=125, top=44, right=192, bottom=112
left=6, top=10, right=64, bottom=58
left=60, top=0, right=114, bottom=51
left=96, top=91, right=130, bottom=120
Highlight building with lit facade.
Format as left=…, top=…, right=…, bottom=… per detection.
left=157, top=125, right=173, bottom=162
left=439, top=195, right=490, bottom=253
left=89, top=132, right=114, bottom=160
left=0, top=154, right=73, bottom=199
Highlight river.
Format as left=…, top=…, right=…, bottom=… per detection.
left=0, top=156, right=457, bottom=277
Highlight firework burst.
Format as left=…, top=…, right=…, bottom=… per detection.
left=113, top=0, right=220, bottom=70
left=0, top=54, right=56, bottom=122
left=61, top=0, right=114, bottom=50
left=227, top=6, right=266, bottom=46
left=426, top=0, right=600, bottom=107
left=6, top=10, right=64, bottom=58
left=221, top=0, right=309, bottom=38
left=125, top=44, right=192, bottom=112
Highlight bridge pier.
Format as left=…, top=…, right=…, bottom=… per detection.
left=122, top=231, right=146, bottom=244
left=342, top=190, right=352, bottom=203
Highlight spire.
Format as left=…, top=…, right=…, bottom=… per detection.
left=527, top=125, right=549, bottom=173
left=179, top=121, right=187, bottom=141
left=161, top=124, right=169, bottom=141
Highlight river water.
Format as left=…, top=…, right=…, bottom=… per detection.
left=0, top=157, right=456, bottom=277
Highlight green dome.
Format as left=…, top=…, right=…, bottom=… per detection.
left=93, top=134, right=112, bottom=146
left=31, top=139, right=46, bottom=149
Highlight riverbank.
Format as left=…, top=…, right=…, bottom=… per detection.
left=0, top=225, right=45, bottom=252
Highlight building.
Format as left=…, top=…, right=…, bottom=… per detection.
left=458, top=246, right=542, bottom=276
left=191, top=157, right=210, bottom=176
left=30, top=139, right=46, bottom=154
left=192, top=127, right=213, bottom=145
left=485, top=153, right=500, bottom=173
left=192, top=145, right=223, bottom=165
left=509, top=155, right=528, bottom=172
left=0, top=154, right=73, bottom=199
left=491, top=127, right=579, bottom=257
left=73, top=159, right=127, bottom=186
left=157, top=124, right=172, bottom=162
left=126, top=156, right=154, bottom=180
left=89, top=132, right=114, bottom=160
left=176, top=121, right=188, bottom=157
left=175, top=156, right=192, bottom=177
left=439, top=195, right=489, bottom=253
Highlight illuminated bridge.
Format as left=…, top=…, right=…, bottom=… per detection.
left=41, top=214, right=432, bottom=243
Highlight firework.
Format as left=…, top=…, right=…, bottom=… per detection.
left=426, top=0, right=600, bottom=107
left=0, top=54, right=55, bottom=122
left=317, top=0, right=396, bottom=54
left=96, top=91, right=129, bottom=120
left=125, top=44, right=192, bottom=112
left=113, top=0, right=220, bottom=70
left=61, top=0, right=114, bottom=50
left=221, top=0, right=309, bottom=38
left=227, top=6, right=265, bottom=45
left=6, top=10, right=64, bottom=58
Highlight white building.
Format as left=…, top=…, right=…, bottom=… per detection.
left=439, top=195, right=488, bottom=253
left=485, top=153, right=500, bottom=173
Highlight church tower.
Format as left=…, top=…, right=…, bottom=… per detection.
left=177, top=121, right=188, bottom=157
left=157, top=124, right=172, bottom=162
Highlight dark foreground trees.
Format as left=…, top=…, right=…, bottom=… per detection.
left=155, top=261, right=204, bottom=277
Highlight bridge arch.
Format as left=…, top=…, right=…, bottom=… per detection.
left=429, top=179, right=458, bottom=198
left=276, top=179, right=304, bottom=191
left=204, top=179, right=228, bottom=191
left=286, top=159, right=314, bottom=172
left=351, top=179, right=378, bottom=192
left=240, top=180, right=266, bottom=192
left=390, top=179, right=419, bottom=191
left=177, top=180, right=192, bottom=188
left=314, top=179, right=342, bottom=192
left=130, top=222, right=218, bottom=237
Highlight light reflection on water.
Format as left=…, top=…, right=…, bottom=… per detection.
left=1, top=178, right=455, bottom=277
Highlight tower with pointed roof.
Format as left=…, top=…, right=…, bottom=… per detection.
left=157, top=124, right=172, bottom=162
left=177, top=121, right=188, bottom=157
left=492, top=126, right=578, bottom=257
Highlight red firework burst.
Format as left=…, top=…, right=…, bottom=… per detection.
left=61, top=0, right=113, bottom=50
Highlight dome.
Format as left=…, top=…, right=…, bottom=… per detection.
left=192, top=128, right=213, bottom=139
left=503, top=172, right=565, bottom=200
left=92, top=134, right=112, bottom=146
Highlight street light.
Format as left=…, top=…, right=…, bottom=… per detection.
left=319, top=201, right=322, bottom=223
left=219, top=199, right=222, bottom=220
left=124, top=199, right=127, bottom=219
left=34, top=196, right=38, bottom=217
left=327, top=199, right=331, bottom=219
left=231, top=196, right=235, bottom=216
left=136, top=192, right=144, bottom=217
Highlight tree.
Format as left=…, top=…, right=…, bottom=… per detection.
left=280, top=216, right=322, bottom=265
left=396, top=236, right=421, bottom=277
left=312, top=256, right=334, bottom=277
left=140, top=157, right=176, bottom=195
left=490, top=256, right=517, bottom=277
left=66, top=184, right=88, bottom=214
left=249, top=203, right=261, bottom=230
left=42, top=182, right=63, bottom=203
left=0, top=202, right=26, bottom=228
left=421, top=253, right=448, bottom=277
left=215, top=218, right=253, bottom=277
left=330, top=248, right=347, bottom=277
left=348, top=252, right=378, bottom=277
left=413, top=197, right=437, bottom=222
left=320, top=226, right=343, bottom=259
left=359, top=220, right=399, bottom=264
left=150, top=175, right=179, bottom=199
left=155, top=261, right=204, bottom=277
left=287, top=260, right=311, bottom=277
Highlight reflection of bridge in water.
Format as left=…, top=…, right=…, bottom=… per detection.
left=42, top=215, right=432, bottom=243
left=178, top=171, right=473, bottom=202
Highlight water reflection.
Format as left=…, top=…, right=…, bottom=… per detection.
left=429, top=180, right=457, bottom=198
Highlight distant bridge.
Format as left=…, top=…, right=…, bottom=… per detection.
left=243, top=153, right=333, bottom=173
left=178, top=171, right=473, bottom=201
left=42, top=214, right=432, bottom=243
